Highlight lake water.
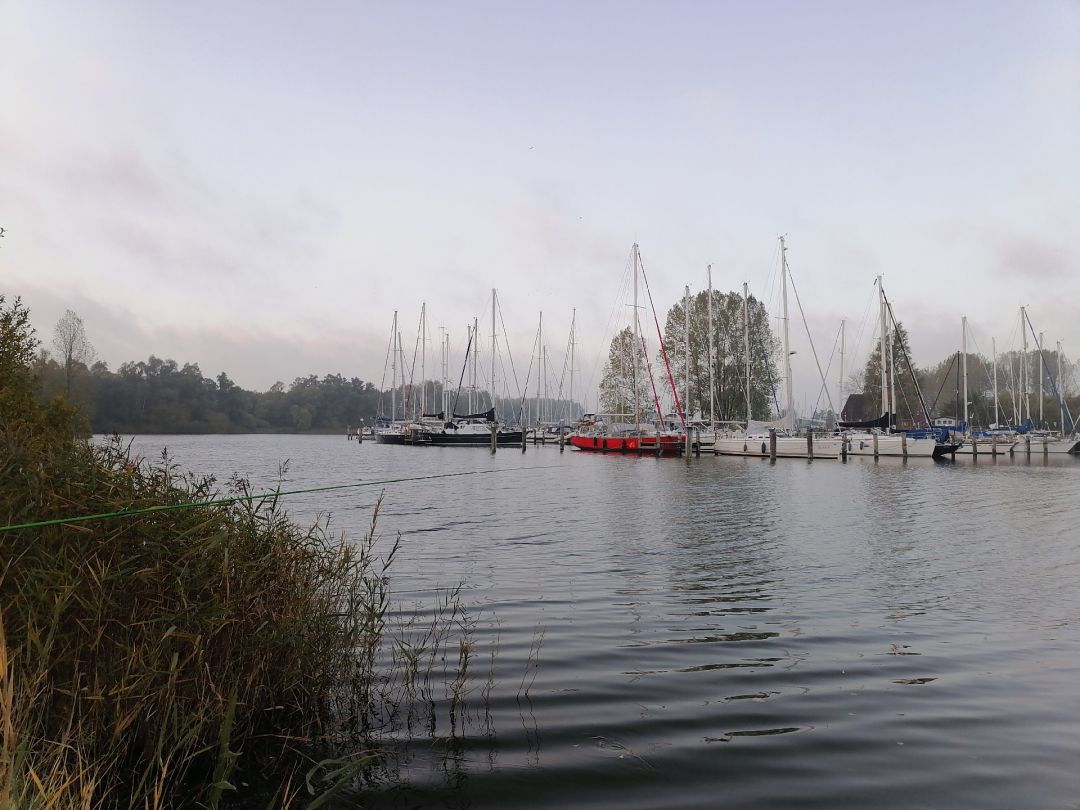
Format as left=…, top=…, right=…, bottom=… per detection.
left=124, top=434, right=1080, bottom=808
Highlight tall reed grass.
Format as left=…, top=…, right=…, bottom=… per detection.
left=0, top=295, right=485, bottom=807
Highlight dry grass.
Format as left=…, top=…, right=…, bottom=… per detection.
left=0, top=295, right=485, bottom=807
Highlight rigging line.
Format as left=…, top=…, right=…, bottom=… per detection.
left=928, top=351, right=957, bottom=415
left=377, top=315, right=396, bottom=417
left=495, top=293, right=525, bottom=413
left=586, top=248, right=636, bottom=403
left=785, top=263, right=835, bottom=414
left=882, top=292, right=933, bottom=428
left=637, top=256, right=684, bottom=427
left=1024, top=312, right=1074, bottom=429
left=811, top=323, right=843, bottom=417
left=639, top=332, right=666, bottom=426
left=965, top=329, right=1016, bottom=430
left=517, top=320, right=541, bottom=425
left=0, top=466, right=565, bottom=534
left=450, top=329, right=474, bottom=417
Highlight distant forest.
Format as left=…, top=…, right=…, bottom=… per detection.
left=24, top=305, right=1080, bottom=435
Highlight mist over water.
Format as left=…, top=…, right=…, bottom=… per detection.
left=126, top=435, right=1080, bottom=808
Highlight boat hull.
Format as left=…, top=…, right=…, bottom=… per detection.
left=713, top=435, right=842, bottom=459
left=569, top=434, right=685, bottom=455
left=423, top=430, right=523, bottom=447
left=1010, top=437, right=1080, bottom=455
left=843, top=434, right=962, bottom=458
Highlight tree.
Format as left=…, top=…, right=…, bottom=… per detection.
left=598, top=327, right=652, bottom=418
left=52, top=309, right=96, bottom=398
left=860, top=321, right=930, bottom=426
left=660, top=290, right=779, bottom=423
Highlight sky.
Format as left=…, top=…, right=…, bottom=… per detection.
left=2, top=1, right=1078, bottom=414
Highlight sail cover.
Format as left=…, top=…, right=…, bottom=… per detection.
left=421, top=411, right=445, bottom=419
left=837, top=412, right=894, bottom=430
left=451, top=407, right=496, bottom=421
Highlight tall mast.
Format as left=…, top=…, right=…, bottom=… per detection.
left=390, top=310, right=398, bottom=422
left=535, top=312, right=543, bottom=426
left=1059, top=340, right=1065, bottom=434
left=543, top=345, right=549, bottom=424
left=396, top=329, right=404, bottom=420
left=420, top=304, right=427, bottom=415
left=878, top=276, right=888, bottom=423
left=992, top=336, right=999, bottom=428
left=491, top=289, right=497, bottom=418
left=707, top=265, right=715, bottom=425
left=743, top=281, right=751, bottom=425
left=633, top=244, right=641, bottom=435
left=472, top=316, right=479, bottom=414
left=569, top=308, right=576, bottom=421
left=1021, top=306, right=1029, bottom=424
left=838, top=319, right=846, bottom=419
left=780, top=237, right=794, bottom=431
left=1039, top=330, right=1045, bottom=427
left=962, top=315, right=969, bottom=430
left=888, top=318, right=896, bottom=432
left=684, top=284, right=691, bottom=423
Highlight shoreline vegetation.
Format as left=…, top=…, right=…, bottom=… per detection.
left=1, top=296, right=486, bottom=807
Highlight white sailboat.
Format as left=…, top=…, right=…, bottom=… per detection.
left=713, top=238, right=842, bottom=459
left=841, top=279, right=960, bottom=459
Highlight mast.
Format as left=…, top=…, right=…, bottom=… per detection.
left=878, top=276, right=888, bottom=424
left=633, top=244, right=641, bottom=435
left=743, top=282, right=751, bottom=425
left=390, top=310, right=398, bottom=422
left=780, top=237, right=794, bottom=431
left=684, top=284, right=691, bottom=423
left=888, top=318, right=896, bottom=431
left=420, top=304, right=427, bottom=415
left=992, top=336, right=999, bottom=428
left=962, top=315, right=969, bottom=430
left=1059, top=340, right=1065, bottom=434
left=707, top=265, right=715, bottom=425
left=491, top=289, right=497, bottom=419
left=838, top=318, right=846, bottom=421
left=569, top=308, right=576, bottom=422
left=534, top=312, right=542, bottom=427
left=1039, top=330, right=1045, bottom=427
left=1021, top=306, right=1029, bottom=424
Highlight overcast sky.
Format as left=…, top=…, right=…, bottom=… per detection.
left=2, top=1, right=1077, bottom=413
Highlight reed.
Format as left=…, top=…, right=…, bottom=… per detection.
left=0, top=296, right=486, bottom=806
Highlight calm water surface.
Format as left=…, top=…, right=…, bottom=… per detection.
left=124, top=435, right=1080, bottom=808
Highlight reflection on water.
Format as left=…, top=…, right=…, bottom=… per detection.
left=122, top=435, right=1080, bottom=809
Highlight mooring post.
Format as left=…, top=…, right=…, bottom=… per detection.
left=1025, top=435, right=1031, bottom=457
left=872, top=433, right=879, bottom=459
left=807, top=433, right=814, bottom=461
left=841, top=435, right=848, bottom=462
left=694, top=427, right=701, bottom=457
left=490, top=423, right=497, bottom=454
left=769, top=428, right=777, bottom=461
left=901, top=433, right=908, bottom=459
left=559, top=428, right=565, bottom=453
left=685, top=425, right=692, bottom=460
left=972, top=437, right=978, bottom=458
left=521, top=427, right=526, bottom=453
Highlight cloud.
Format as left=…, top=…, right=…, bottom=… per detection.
left=990, top=233, right=1069, bottom=281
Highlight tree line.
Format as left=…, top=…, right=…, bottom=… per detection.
left=32, top=308, right=582, bottom=433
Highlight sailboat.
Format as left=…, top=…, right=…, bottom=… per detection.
left=1010, top=309, right=1079, bottom=455
left=950, top=317, right=1015, bottom=456
left=421, top=289, right=524, bottom=447
left=569, top=244, right=685, bottom=455
left=713, top=238, right=843, bottom=459
left=839, top=278, right=961, bottom=459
